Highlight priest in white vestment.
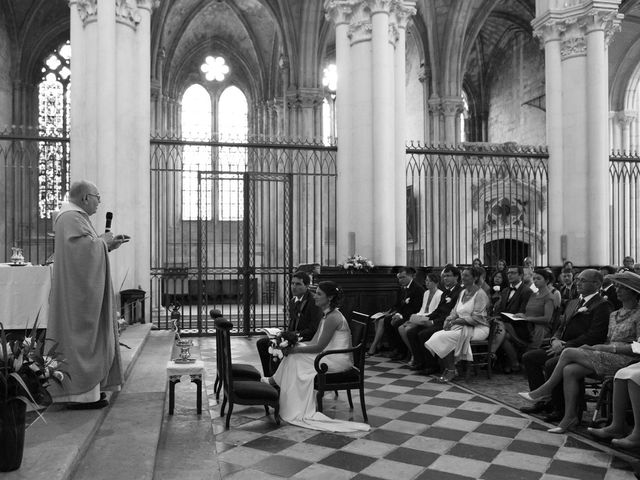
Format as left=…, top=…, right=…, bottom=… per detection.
left=47, top=180, right=128, bottom=409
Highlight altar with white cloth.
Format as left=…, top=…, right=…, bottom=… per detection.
left=0, top=263, right=52, bottom=329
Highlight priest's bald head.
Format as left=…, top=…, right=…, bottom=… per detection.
left=69, top=180, right=101, bottom=216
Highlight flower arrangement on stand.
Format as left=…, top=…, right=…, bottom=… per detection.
left=0, top=320, right=67, bottom=472
left=268, top=331, right=299, bottom=361
left=342, top=254, right=374, bottom=273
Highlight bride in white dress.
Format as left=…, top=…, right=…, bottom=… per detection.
left=265, top=281, right=370, bottom=432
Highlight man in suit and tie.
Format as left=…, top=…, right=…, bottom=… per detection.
left=373, top=267, right=425, bottom=361
left=407, top=265, right=462, bottom=373
left=558, top=266, right=579, bottom=313
left=520, top=269, right=611, bottom=419
left=256, top=271, right=323, bottom=375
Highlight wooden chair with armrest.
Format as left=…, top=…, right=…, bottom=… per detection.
left=214, top=317, right=280, bottom=429
left=313, top=312, right=370, bottom=422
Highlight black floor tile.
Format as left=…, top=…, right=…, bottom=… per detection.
left=447, top=443, right=500, bottom=462
left=381, top=399, right=423, bottom=410
left=384, top=447, right=439, bottom=467
left=304, top=432, right=355, bottom=449
left=427, top=397, right=465, bottom=408
left=546, top=459, right=608, bottom=480
left=421, top=426, right=468, bottom=441
left=319, top=451, right=377, bottom=472
left=448, top=409, right=491, bottom=422
left=390, top=379, right=423, bottom=387
left=398, top=411, right=441, bottom=425
left=252, top=454, right=312, bottom=477
left=366, top=389, right=398, bottom=399
left=364, top=428, right=413, bottom=445
left=480, top=464, right=543, bottom=480
left=507, top=439, right=558, bottom=458
left=494, top=407, right=524, bottom=418
left=416, top=469, right=475, bottom=480
left=242, top=435, right=295, bottom=453
left=474, top=423, right=521, bottom=438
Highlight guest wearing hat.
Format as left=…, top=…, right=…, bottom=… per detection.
left=519, top=271, right=640, bottom=434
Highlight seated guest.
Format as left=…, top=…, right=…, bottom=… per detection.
left=398, top=272, right=442, bottom=365
left=425, top=266, right=490, bottom=382
left=588, top=361, right=640, bottom=449
left=494, top=259, right=507, bottom=276
left=472, top=257, right=483, bottom=269
left=601, top=266, right=621, bottom=310
left=519, top=271, right=640, bottom=434
left=500, top=269, right=556, bottom=373
left=544, top=269, right=562, bottom=309
left=523, top=257, right=535, bottom=290
left=490, top=270, right=508, bottom=306
left=256, top=271, right=322, bottom=375
left=520, top=268, right=612, bottom=418
left=558, top=266, right=579, bottom=313
left=368, top=267, right=424, bottom=360
left=406, top=265, right=462, bottom=373
left=619, top=256, right=635, bottom=273
left=563, top=260, right=575, bottom=271
left=491, top=266, right=533, bottom=371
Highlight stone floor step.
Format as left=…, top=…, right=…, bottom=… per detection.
left=3, top=323, right=155, bottom=480
left=70, top=330, right=175, bottom=480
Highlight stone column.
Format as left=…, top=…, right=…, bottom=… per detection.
left=69, top=0, right=158, bottom=312
left=418, top=64, right=430, bottom=143
left=533, top=0, right=622, bottom=265
left=441, top=96, right=464, bottom=146
left=326, top=2, right=351, bottom=261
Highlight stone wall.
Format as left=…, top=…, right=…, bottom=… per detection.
left=488, top=32, right=546, bottom=145
left=405, top=34, right=425, bottom=142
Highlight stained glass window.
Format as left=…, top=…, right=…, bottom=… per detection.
left=218, top=86, right=248, bottom=221
left=38, top=41, right=71, bottom=218
left=181, top=84, right=212, bottom=220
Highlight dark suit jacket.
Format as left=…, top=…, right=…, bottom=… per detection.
left=494, top=283, right=532, bottom=315
left=601, top=284, right=621, bottom=310
left=392, top=280, right=425, bottom=322
left=559, top=283, right=579, bottom=313
left=427, top=284, right=463, bottom=328
left=555, top=294, right=611, bottom=348
left=289, top=291, right=322, bottom=341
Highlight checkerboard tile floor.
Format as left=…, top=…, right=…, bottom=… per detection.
left=190, top=336, right=640, bottom=479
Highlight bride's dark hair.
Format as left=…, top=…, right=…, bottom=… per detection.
left=317, top=281, right=342, bottom=309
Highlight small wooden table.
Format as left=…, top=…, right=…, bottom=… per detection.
left=166, top=360, right=205, bottom=415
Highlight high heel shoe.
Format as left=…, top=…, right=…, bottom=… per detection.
left=587, top=427, right=626, bottom=441
left=547, top=417, right=580, bottom=434
left=611, top=437, right=640, bottom=450
left=518, top=391, right=551, bottom=403
left=436, top=368, right=458, bottom=383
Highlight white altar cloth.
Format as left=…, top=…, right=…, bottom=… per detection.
left=0, top=264, right=52, bottom=329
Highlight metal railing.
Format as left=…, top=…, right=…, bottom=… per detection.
left=405, top=143, right=549, bottom=268
left=150, top=137, right=337, bottom=332
left=610, top=152, right=640, bottom=264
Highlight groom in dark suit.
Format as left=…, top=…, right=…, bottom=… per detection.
left=256, top=271, right=323, bottom=375
left=520, top=268, right=611, bottom=419
left=383, top=267, right=425, bottom=361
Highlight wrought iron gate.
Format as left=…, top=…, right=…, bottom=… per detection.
left=150, top=138, right=337, bottom=333
left=195, top=171, right=293, bottom=334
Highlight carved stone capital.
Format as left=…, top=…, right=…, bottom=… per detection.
left=427, top=96, right=442, bottom=114
left=71, top=0, right=98, bottom=25
left=392, top=0, right=417, bottom=30
left=116, top=0, right=141, bottom=28
left=440, top=96, right=465, bottom=117
left=560, top=36, right=587, bottom=58
left=615, top=110, right=637, bottom=126
left=365, top=0, right=394, bottom=15
left=324, top=0, right=358, bottom=25
left=417, top=65, right=430, bottom=83
left=348, top=20, right=373, bottom=43
left=287, top=88, right=325, bottom=109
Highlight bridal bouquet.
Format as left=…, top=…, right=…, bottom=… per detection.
left=268, top=331, right=299, bottom=360
left=342, top=254, right=374, bottom=272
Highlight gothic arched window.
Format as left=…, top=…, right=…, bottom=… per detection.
left=218, top=85, right=248, bottom=221
left=322, top=63, right=337, bottom=146
left=38, top=41, right=71, bottom=218
left=181, top=84, right=212, bottom=220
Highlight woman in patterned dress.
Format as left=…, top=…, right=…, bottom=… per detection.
left=519, top=272, right=640, bottom=433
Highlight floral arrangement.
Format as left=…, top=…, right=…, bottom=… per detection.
left=268, top=331, right=299, bottom=361
left=342, top=254, right=374, bottom=272
left=0, top=320, right=66, bottom=410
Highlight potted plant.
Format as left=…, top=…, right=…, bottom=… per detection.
left=0, top=320, right=66, bottom=471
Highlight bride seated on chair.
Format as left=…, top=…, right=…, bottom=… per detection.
left=262, top=280, right=370, bottom=432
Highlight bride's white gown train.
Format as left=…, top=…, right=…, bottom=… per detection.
left=271, top=311, right=370, bottom=432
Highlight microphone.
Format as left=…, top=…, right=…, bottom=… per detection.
left=105, top=212, right=113, bottom=233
